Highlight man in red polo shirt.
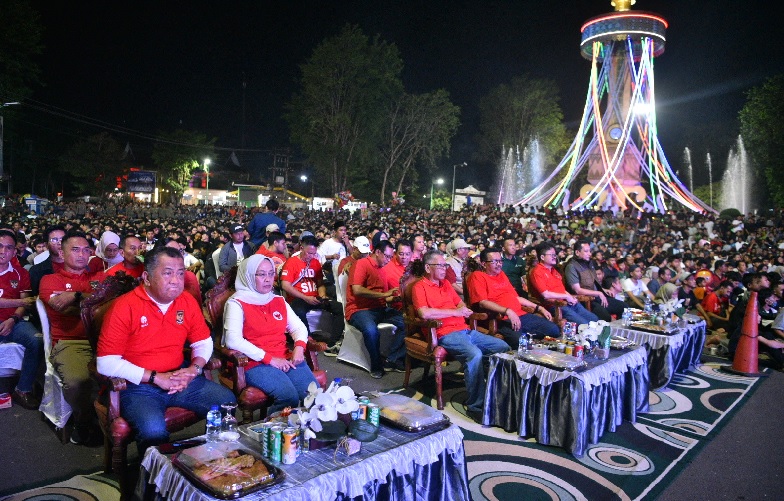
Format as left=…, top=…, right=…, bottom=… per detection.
left=105, top=234, right=144, bottom=279
left=528, top=242, right=598, bottom=325
left=700, top=279, right=732, bottom=330
left=345, top=240, right=406, bottom=378
left=39, top=231, right=105, bottom=444
left=254, top=231, right=288, bottom=271
left=412, top=250, right=509, bottom=423
left=0, top=229, right=42, bottom=409
left=97, top=246, right=235, bottom=456
left=382, top=239, right=413, bottom=311
left=337, top=236, right=371, bottom=277
left=467, top=248, right=560, bottom=346
left=280, top=235, right=344, bottom=348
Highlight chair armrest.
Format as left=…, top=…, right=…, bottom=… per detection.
left=307, top=338, right=327, bottom=352
left=468, top=312, right=488, bottom=321
left=404, top=315, right=442, bottom=329
left=574, top=294, right=593, bottom=303
left=551, top=299, right=568, bottom=307
left=215, top=346, right=250, bottom=366
left=306, top=337, right=326, bottom=372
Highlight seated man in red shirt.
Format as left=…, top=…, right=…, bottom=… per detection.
left=97, top=246, right=235, bottom=457
left=467, top=248, right=560, bottom=347
left=40, top=231, right=106, bottom=444
left=280, top=235, right=344, bottom=349
left=382, top=239, right=413, bottom=311
left=412, top=250, right=509, bottom=423
left=254, top=230, right=288, bottom=272
left=700, top=279, right=732, bottom=331
left=105, top=234, right=144, bottom=279
left=337, top=236, right=371, bottom=277
left=528, top=242, right=598, bottom=325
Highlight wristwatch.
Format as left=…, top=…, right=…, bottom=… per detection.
left=192, top=363, right=203, bottom=376
left=149, top=370, right=157, bottom=384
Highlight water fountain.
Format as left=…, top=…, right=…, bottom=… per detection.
left=721, top=136, right=751, bottom=213
left=493, top=139, right=544, bottom=205
left=705, top=152, right=713, bottom=208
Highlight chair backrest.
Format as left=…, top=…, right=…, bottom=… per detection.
left=336, top=271, right=348, bottom=305
left=211, top=247, right=222, bottom=277
left=35, top=298, right=53, bottom=359
left=205, top=266, right=238, bottom=338
left=400, top=274, right=439, bottom=348
left=80, top=272, right=139, bottom=353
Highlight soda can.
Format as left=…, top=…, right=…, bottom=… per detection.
left=356, top=402, right=368, bottom=420
left=281, top=427, right=298, bottom=464
left=573, top=344, right=583, bottom=359
left=258, top=422, right=276, bottom=457
left=268, top=425, right=283, bottom=462
left=367, top=403, right=380, bottom=427
left=564, top=344, right=573, bottom=356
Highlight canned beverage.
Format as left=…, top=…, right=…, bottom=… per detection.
left=367, top=403, right=380, bottom=426
left=281, top=427, right=298, bottom=464
left=356, top=402, right=368, bottom=420
left=573, top=344, right=583, bottom=359
left=268, top=425, right=283, bottom=462
left=557, top=342, right=566, bottom=353
left=564, top=344, right=573, bottom=356
left=259, top=422, right=276, bottom=457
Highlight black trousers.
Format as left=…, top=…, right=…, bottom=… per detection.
left=289, top=297, right=345, bottom=346
left=591, top=296, right=627, bottom=322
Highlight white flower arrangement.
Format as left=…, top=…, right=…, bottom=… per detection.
left=658, top=298, right=685, bottom=317
left=290, top=381, right=359, bottom=440
left=577, top=320, right=611, bottom=343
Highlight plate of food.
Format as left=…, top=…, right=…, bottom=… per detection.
left=370, top=394, right=450, bottom=432
left=519, top=349, right=587, bottom=371
left=629, top=322, right=678, bottom=335
left=172, top=442, right=284, bottom=499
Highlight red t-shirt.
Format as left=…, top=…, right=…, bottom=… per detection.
left=338, top=256, right=357, bottom=277
left=701, top=292, right=726, bottom=315
left=87, top=256, right=108, bottom=274
left=255, top=245, right=286, bottom=269
left=0, top=263, right=31, bottom=322
left=105, top=261, right=144, bottom=279
left=236, top=297, right=290, bottom=370
left=412, top=278, right=468, bottom=338
left=280, top=256, right=322, bottom=300
left=344, top=256, right=387, bottom=320
left=466, top=271, right=525, bottom=318
left=40, top=269, right=105, bottom=343
left=97, top=286, right=210, bottom=372
left=529, top=263, right=567, bottom=307
left=382, top=257, right=406, bottom=291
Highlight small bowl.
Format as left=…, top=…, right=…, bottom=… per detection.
left=348, top=419, right=379, bottom=442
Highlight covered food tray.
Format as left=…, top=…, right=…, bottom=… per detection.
left=370, top=394, right=449, bottom=432
left=172, top=442, right=284, bottom=499
left=519, top=349, right=587, bottom=371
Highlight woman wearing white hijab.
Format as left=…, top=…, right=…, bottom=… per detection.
left=223, top=255, right=317, bottom=415
left=88, top=230, right=123, bottom=272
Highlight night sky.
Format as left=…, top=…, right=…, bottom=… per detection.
left=20, top=0, right=784, bottom=191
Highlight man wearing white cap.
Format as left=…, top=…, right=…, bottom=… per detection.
left=446, top=238, right=471, bottom=299
left=338, top=236, right=371, bottom=277
left=265, top=223, right=280, bottom=239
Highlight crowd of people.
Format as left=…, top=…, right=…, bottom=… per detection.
left=2, top=195, right=784, bottom=451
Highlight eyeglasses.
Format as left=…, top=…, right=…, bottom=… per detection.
left=426, top=263, right=448, bottom=268
left=48, top=237, right=63, bottom=243
left=255, top=272, right=276, bottom=278
left=484, top=259, right=503, bottom=264
left=543, top=253, right=557, bottom=258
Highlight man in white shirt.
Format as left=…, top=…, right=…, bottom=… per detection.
left=622, top=264, right=655, bottom=308
left=318, top=221, right=353, bottom=281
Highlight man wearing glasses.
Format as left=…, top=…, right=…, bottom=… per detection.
left=412, top=250, right=509, bottom=423
left=529, top=242, right=599, bottom=325
left=467, top=248, right=560, bottom=346
left=344, top=240, right=406, bottom=379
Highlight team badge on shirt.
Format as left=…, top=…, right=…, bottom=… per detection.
left=141, top=316, right=148, bottom=328
left=272, top=311, right=283, bottom=321
left=176, top=310, right=185, bottom=324
left=10, top=280, right=18, bottom=289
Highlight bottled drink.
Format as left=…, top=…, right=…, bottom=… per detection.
left=206, top=405, right=221, bottom=442
left=643, top=296, right=653, bottom=314
left=517, top=332, right=529, bottom=358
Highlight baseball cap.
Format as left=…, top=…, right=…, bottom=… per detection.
left=231, top=224, right=245, bottom=233
left=265, top=223, right=280, bottom=233
left=353, top=236, right=371, bottom=254
left=450, top=238, right=471, bottom=251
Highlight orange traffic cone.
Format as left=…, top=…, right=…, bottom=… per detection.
left=723, top=291, right=768, bottom=377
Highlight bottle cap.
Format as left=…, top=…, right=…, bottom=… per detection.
left=210, top=404, right=219, bottom=411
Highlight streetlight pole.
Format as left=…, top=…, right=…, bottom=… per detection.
left=451, top=162, right=466, bottom=211
left=430, top=178, right=444, bottom=210
left=204, top=158, right=211, bottom=202
left=0, top=102, right=21, bottom=194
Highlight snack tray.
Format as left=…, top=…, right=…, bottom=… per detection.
left=629, top=322, right=678, bottom=335
left=370, top=393, right=450, bottom=432
left=172, top=442, right=284, bottom=499
left=610, top=335, right=636, bottom=349
left=518, top=349, right=587, bottom=371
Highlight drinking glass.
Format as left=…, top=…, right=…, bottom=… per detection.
left=219, top=402, right=240, bottom=441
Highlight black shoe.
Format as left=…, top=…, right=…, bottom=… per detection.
left=12, top=389, right=40, bottom=410
left=323, top=343, right=341, bottom=357
left=70, top=424, right=103, bottom=447
left=383, top=361, right=406, bottom=373
left=370, top=370, right=385, bottom=379
left=466, top=409, right=484, bottom=424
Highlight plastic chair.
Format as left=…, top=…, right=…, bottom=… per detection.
left=37, top=297, right=72, bottom=443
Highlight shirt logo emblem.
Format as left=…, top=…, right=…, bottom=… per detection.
left=141, top=316, right=148, bottom=328
left=176, top=310, right=185, bottom=324
left=65, top=283, right=72, bottom=289
left=10, top=280, right=18, bottom=289
left=272, top=311, right=283, bottom=321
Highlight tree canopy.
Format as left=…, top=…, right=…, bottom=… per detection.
left=739, top=74, right=784, bottom=207
left=58, top=132, right=128, bottom=195
left=151, top=130, right=215, bottom=204
left=0, top=0, right=43, bottom=102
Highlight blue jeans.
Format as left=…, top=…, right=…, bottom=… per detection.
left=557, top=303, right=599, bottom=325
left=245, top=361, right=318, bottom=416
left=437, top=330, right=510, bottom=413
left=120, top=376, right=235, bottom=456
left=496, top=313, right=561, bottom=346
left=348, top=308, right=406, bottom=372
left=1, top=320, right=43, bottom=393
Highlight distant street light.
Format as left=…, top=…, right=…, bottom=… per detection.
left=300, top=174, right=314, bottom=200
left=204, top=158, right=211, bottom=200
left=451, top=162, right=466, bottom=211
left=430, top=178, right=444, bottom=210
left=1, top=102, right=21, bottom=194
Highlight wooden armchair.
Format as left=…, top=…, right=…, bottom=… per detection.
left=204, top=267, right=328, bottom=423
left=401, top=274, right=490, bottom=410
left=81, top=272, right=220, bottom=479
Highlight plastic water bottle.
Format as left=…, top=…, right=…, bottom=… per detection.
left=206, top=405, right=221, bottom=442
left=643, top=296, right=653, bottom=314
left=517, top=332, right=529, bottom=358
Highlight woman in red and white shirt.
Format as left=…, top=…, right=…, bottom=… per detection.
left=223, top=255, right=317, bottom=415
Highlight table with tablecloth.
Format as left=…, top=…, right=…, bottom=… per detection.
left=610, top=314, right=706, bottom=389
left=482, top=346, right=649, bottom=457
left=132, top=422, right=468, bottom=501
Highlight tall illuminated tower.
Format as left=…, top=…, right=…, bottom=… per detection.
left=515, top=0, right=713, bottom=213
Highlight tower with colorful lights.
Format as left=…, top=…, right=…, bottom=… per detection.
left=514, top=0, right=714, bottom=213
